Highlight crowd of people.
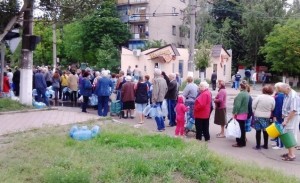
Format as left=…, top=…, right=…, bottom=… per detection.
left=2, top=64, right=299, bottom=161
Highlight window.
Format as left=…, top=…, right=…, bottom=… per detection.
left=179, top=26, right=185, bottom=37
left=144, top=65, right=147, bottom=72
left=223, top=65, right=226, bottom=76
left=172, top=25, right=176, bottom=36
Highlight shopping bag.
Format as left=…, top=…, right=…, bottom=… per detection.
left=89, top=94, right=98, bottom=106
left=143, top=104, right=151, bottom=116
left=225, top=118, right=241, bottom=138
left=161, top=100, right=168, bottom=116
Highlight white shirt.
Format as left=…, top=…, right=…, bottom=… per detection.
left=251, top=73, right=257, bottom=82
left=7, top=72, right=13, bottom=83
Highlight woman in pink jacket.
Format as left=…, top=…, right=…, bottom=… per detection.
left=194, top=81, right=212, bottom=141
left=175, top=95, right=189, bottom=137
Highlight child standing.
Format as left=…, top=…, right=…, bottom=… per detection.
left=175, top=95, right=189, bottom=137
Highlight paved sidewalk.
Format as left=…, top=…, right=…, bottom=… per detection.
left=0, top=109, right=99, bottom=136
left=0, top=86, right=299, bottom=179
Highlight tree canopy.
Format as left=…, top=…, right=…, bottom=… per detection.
left=260, top=19, right=300, bottom=75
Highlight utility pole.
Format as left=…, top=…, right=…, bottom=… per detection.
left=19, top=0, right=34, bottom=105
left=188, top=0, right=196, bottom=77
left=52, top=22, right=57, bottom=71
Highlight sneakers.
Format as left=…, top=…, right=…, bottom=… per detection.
left=272, top=146, right=283, bottom=150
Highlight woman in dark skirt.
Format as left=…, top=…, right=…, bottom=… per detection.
left=121, top=76, right=136, bottom=119
left=214, top=80, right=227, bottom=138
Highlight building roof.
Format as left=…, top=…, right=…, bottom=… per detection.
left=145, top=44, right=180, bottom=56
left=211, top=45, right=231, bottom=57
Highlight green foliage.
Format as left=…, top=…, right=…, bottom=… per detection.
left=0, top=0, right=20, bottom=33
left=195, top=40, right=212, bottom=70
left=33, top=20, right=62, bottom=66
left=82, top=0, right=130, bottom=50
left=62, top=21, right=85, bottom=62
left=0, top=98, right=32, bottom=112
left=95, top=35, right=120, bottom=72
left=143, top=39, right=167, bottom=50
left=260, top=19, right=300, bottom=75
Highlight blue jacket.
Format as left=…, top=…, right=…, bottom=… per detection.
left=34, top=72, right=47, bottom=89
left=95, top=77, right=113, bottom=97
left=80, top=78, right=93, bottom=97
left=273, top=92, right=285, bottom=123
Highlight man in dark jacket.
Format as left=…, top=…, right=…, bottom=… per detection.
left=34, top=68, right=49, bottom=106
left=211, top=70, right=217, bottom=90
left=165, top=73, right=178, bottom=127
left=13, top=67, right=20, bottom=96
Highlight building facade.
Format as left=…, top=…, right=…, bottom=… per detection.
left=120, top=44, right=232, bottom=83
left=117, top=0, right=188, bottom=49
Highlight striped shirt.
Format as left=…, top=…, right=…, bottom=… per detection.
left=282, top=89, right=299, bottom=116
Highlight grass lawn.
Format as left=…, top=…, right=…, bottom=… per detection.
left=0, top=98, right=32, bottom=112
left=0, top=120, right=298, bottom=183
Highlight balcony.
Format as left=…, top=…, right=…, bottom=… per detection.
left=128, top=14, right=149, bottom=23
left=117, top=0, right=149, bottom=6
left=131, top=33, right=148, bottom=40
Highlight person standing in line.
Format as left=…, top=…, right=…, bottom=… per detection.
left=60, top=71, right=69, bottom=101
left=7, top=68, right=13, bottom=90
left=231, top=74, right=235, bottom=89
left=165, top=73, right=179, bottom=127
left=95, top=70, right=113, bottom=117
left=252, top=85, right=275, bottom=150
left=134, top=76, right=149, bottom=125
left=34, top=68, right=49, bottom=107
left=51, top=71, right=61, bottom=106
left=152, top=68, right=168, bottom=132
left=13, top=66, right=20, bottom=96
left=133, top=65, right=141, bottom=81
left=232, top=80, right=249, bottom=147
left=2, top=72, right=10, bottom=97
left=251, top=71, right=257, bottom=90
left=214, top=80, right=227, bottom=138
left=194, top=81, right=212, bottom=141
left=182, top=76, right=198, bottom=130
left=68, top=70, right=79, bottom=107
left=175, top=95, right=189, bottom=137
left=80, top=71, right=93, bottom=113
left=121, top=76, right=136, bottom=119
left=272, top=83, right=285, bottom=150
left=277, top=83, right=299, bottom=161
left=127, top=66, right=132, bottom=76
left=44, top=66, right=53, bottom=87
left=235, top=72, right=242, bottom=90
left=211, top=70, right=217, bottom=91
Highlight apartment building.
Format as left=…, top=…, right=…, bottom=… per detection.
left=117, top=0, right=188, bottom=50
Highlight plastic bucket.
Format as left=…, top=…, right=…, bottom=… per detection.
left=279, top=132, right=297, bottom=148
left=266, top=123, right=283, bottom=138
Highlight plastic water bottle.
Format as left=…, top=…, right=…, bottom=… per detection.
left=91, top=125, right=100, bottom=137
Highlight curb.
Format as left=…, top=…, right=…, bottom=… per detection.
left=0, top=107, right=59, bottom=115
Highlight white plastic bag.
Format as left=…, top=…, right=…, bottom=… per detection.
left=226, top=118, right=241, bottom=138
left=143, top=104, right=151, bottom=116
left=161, top=100, right=168, bottom=117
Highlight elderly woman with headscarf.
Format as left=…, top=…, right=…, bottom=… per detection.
left=95, top=70, right=113, bottom=116
left=121, top=75, right=136, bottom=119
left=232, top=80, right=250, bottom=147
left=194, top=81, right=212, bottom=141
left=214, top=80, right=227, bottom=138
